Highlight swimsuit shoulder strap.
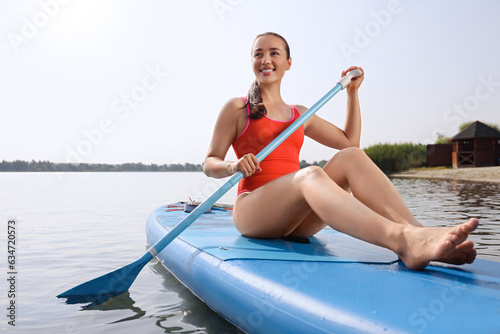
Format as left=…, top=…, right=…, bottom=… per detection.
left=240, top=97, right=250, bottom=116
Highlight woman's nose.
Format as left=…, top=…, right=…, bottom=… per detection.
left=262, top=54, right=271, bottom=64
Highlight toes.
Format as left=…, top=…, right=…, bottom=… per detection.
left=465, top=218, right=479, bottom=232
left=446, top=232, right=462, bottom=247
left=456, top=219, right=479, bottom=235
left=451, top=219, right=478, bottom=244
left=467, top=249, right=477, bottom=264
left=457, top=224, right=470, bottom=236
left=438, top=241, right=477, bottom=265
left=457, top=240, right=475, bottom=252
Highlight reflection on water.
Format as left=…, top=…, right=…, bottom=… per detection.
left=79, top=259, right=240, bottom=333
left=148, top=260, right=240, bottom=334
left=83, top=291, right=146, bottom=322
left=391, top=178, right=500, bottom=261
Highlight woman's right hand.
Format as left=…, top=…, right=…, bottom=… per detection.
left=231, top=153, right=262, bottom=177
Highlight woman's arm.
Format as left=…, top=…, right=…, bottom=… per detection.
left=203, top=98, right=261, bottom=178
left=302, top=66, right=364, bottom=149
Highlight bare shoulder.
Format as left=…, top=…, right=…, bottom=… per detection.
left=216, top=97, right=247, bottom=127
left=214, top=97, right=248, bottom=137
left=293, top=104, right=308, bottom=115
left=220, top=97, right=247, bottom=115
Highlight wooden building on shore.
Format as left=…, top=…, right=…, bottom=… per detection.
left=427, top=121, right=500, bottom=168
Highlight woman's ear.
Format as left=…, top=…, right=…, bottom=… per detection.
left=286, top=57, right=292, bottom=71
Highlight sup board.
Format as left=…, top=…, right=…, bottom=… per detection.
left=146, top=203, right=500, bottom=333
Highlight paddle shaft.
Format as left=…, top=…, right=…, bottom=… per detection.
left=56, top=69, right=361, bottom=302
left=148, top=69, right=361, bottom=256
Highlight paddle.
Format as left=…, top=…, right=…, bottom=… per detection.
left=57, top=69, right=362, bottom=305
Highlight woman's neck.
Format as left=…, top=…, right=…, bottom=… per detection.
left=259, top=81, right=285, bottom=106
left=258, top=80, right=292, bottom=119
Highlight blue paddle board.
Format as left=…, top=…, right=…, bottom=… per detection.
left=146, top=203, right=500, bottom=333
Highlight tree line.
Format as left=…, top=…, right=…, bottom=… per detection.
left=1, top=159, right=330, bottom=172
left=0, top=160, right=203, bottom=172
left=306, top=144, right=427, bottom=174
left=1, top=146, right=424, bottom=174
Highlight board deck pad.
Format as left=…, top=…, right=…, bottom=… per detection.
left=153, top=205, right=398, bottom=264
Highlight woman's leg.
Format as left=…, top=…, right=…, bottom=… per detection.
left=289, top=147, right=477, bottom=265
left=289, top=147, right=419, bottom=237
left=233, top=164, right=478, bottom=270
left=326, top=147, right=421, bottom=225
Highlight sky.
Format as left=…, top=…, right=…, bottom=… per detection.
left=1, top=0, right=499, bottom=165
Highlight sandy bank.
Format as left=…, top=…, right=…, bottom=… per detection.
left=390, top=166, right=500, bottom=183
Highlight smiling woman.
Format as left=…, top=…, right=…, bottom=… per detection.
left=203, top=32, right=483, bottom=272
left=38, top=0, right=136, bottom=63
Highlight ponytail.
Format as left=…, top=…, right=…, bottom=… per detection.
left=246, top=80, right=267, bottom=119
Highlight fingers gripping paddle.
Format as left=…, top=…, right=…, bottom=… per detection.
left=57, top=69, right=362, bottom=305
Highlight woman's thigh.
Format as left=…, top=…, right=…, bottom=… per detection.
left=286, top=150, right=360, bottom=237
left=233, top=169, right=315, bottom=238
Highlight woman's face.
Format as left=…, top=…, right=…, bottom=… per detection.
left=251, top=35, right=292, bottom=85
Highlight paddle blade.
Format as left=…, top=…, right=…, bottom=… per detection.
left=57, top=252, right=152, bottom=305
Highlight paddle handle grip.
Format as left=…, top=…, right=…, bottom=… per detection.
left=148, top=69, right=362, bottom=256
left=338, top=69, right=362, bottom=90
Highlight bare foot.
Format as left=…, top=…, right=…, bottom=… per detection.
left=398, top=218, right=479, bottom=270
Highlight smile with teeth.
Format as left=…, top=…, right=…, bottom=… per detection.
left=261, top=69, right=275, bottom=74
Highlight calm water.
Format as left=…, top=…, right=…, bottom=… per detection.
left=1, top=172, right=499, bottom=333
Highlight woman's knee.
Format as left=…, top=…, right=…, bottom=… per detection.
left=322, top=147, right=369, bottom=188
left=327, top=147, right=368, bottom=168
left=337, top=147, right=367, bottom=161
left=296, top=165, right=326, bottom=180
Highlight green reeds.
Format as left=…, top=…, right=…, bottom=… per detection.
left=363, top=143, right=426, bottom=174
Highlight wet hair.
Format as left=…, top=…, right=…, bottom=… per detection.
left=246, top=32, right=291, bottom=120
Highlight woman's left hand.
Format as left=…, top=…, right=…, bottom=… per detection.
left=342, top=66, right=364, bottom=92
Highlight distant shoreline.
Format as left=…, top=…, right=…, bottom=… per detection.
left=0, top=160, right=203, bottom=172
left=390, top=166, right=500, bottom=183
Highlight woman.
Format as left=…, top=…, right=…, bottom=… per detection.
left=204, top=32, right=478, bottom=270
